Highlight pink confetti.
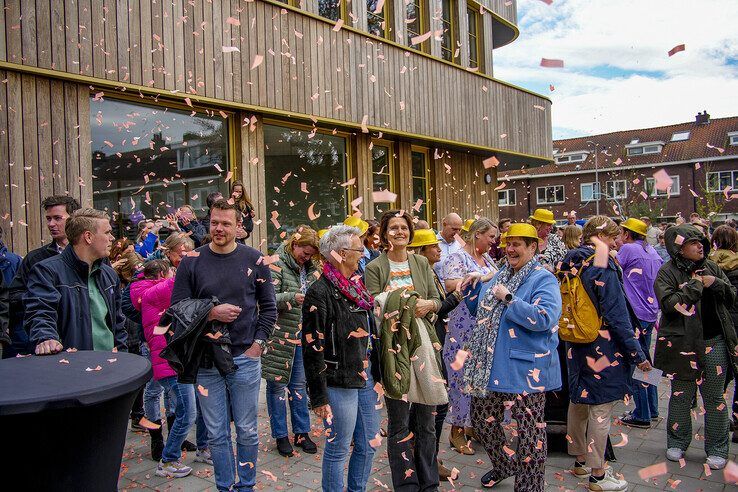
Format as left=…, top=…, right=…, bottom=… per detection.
left=410, top=31, right=433, bottom=46
left=652, top=169, right=673, bottom=191
left=225, top=16, right=241, bottom=26
left=250, top=54, right=264, bottom=70
left=613, top=432, right=629, bottom=447
left=372, top=190, right=397, bottom=203
left=332, top=18, right=344, bottom=31
left=674, top=303, right=696, bottom=316
left=724, top=460, right=738, bottom=484
left=540, top=58, right=564, bottom=68
left=153, top=325, right=169, bottom=335
left=586, top=355, right=611, bottom=373
left=307, top=203, right=321, bottom=220
left=483, top=155, right=500, bottom=169
left=590, top=235, right=609, bottom=268
left=222, top=46, right=240, bottom=53
left=638, top=462, right=668, bottom=480
left=668, top=44, right=685, bottom=57
left=450, top=350, right=469, bottom=371
left=197, top=385, right=208, bottom=397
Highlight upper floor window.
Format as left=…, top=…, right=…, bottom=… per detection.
left=645, top=175, right=680, bottom=197
left=372, top=142, right=397, bottom=215
left=671, top=131, right=690, bottom=142
left=626, top=142, right=663, bottom=156
left=728, top=131, right=738, bottom=146
left=318, top=0, right=344, bottom=22
left=367, top=0, right=392, bottom=39
left=555, top=152, right=587, bottom=164
left=498, top=189, right=516, bottom=207
left=537, top=185, right=564, bottom=205
left=707, top=170, right=738, bottom=192
left=605, top=180, right=627, bottom=199
left=411, top=148, right=432, bottom=221
left=440, top=0, right=458, bottom=63
left=467, top=4, right=482, bottom=69
left=406, top=0, right=429, bottom=52
left=580, top=182, right=599, bottom=202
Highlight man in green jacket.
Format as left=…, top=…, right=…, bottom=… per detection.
left=654, top=224, right=738, bottom=470
left=262, top=227, right=320, bottom=457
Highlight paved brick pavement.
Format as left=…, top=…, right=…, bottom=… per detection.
left=118, top=381, right=737, bottom=491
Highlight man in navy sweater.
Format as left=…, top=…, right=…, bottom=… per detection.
left=171, top=199, right=276, bottom=491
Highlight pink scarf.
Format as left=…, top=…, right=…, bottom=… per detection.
left=322, top=262, right=374, bottom=311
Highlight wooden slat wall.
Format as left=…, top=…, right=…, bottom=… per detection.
left=0, top=0, right=550, bottom=159
left=0, top=71, right=90, bottom=253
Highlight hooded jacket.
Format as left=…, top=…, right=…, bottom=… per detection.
left=130, top=277, right=176, bottom=380
left=559, top=246, right=645, bottom=405
left=654, top=225, right=738, bottom=380
left=0, top=242, right=21, bottom=286
left=261, top=243, right=317, bottom=384
left=709, top=248, right=738, bottom=331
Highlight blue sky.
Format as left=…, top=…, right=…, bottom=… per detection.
left=493, top=0, right=738, bottom=139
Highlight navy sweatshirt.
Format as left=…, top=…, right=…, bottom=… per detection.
left=171, top=243, right=277, bottom=357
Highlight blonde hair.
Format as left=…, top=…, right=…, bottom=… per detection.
left=65, top=208, right=110, bottom=245
left=461, top=217, right=495, bottom=245
left=162, top=232, right=195, bottom=253
left=287, top=225, right=319, bottom=253
left=582, top=216, right=620, bottom=244
left=562, top=225, right=583, bottom=249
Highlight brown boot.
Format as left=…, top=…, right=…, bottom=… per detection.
left=449, top=425, right=475, bottom=455
left=438, top=459, right=452, bottom=481
left=465, top=426, right=479, bottom=443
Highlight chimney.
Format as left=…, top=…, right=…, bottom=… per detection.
left=695, top=110, right=711, bottom=125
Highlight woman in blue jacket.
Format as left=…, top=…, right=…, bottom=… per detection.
left=559, top=216, right=650, bottom=492
left=463, top=223, right=562, bottom=491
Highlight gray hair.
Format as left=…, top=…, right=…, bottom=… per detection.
left=320, top=224, right=361, bottom=260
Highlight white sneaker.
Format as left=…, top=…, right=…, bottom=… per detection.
left=666, top=448, right=684, bottom=462
left=571, top=461, right=591, bottom=478
left=155, top=460, right=192, bottom=478
left=588, top=468, right=628, bottom=491
left=194, top=448, right=213, bottom=465
left=706, top=456, right=726, bottom=470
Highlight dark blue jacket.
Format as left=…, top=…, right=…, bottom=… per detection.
left=0, top=242, right=21, bottom=286
left=559, top=246, right=645, bottom=405
left=24, top=245, right=127, bottom=352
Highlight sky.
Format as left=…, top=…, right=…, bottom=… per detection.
left=493, top=0, right=738, bottom=139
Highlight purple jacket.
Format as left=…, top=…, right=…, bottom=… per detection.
left=616, top=241, right=663, bottom=323
left=130, top=277, right=176, bottom=380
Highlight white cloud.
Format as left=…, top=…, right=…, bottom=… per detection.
left=494, top=0, right=738, bottom=137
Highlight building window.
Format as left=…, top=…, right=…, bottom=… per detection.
left=706, top=171, right=738, bottom=192
left=555, top=153, right=587, bottom=164
left=406, top=0, right=428, bottom=52
left=367, top=0, right=392, bottom=39
left=372, top=142, right=397, bottom=215
left=580, top=182, right=599, bottom=202
left=440, top=0, right=458, bottom=63
left=729, top=132, right=738, bottom=146
left=645, top=175, right=680, bottom=197
left=498, top=189, right=516, bottom=207
left=466, top=4, right=482, bottom=69
left=605, top=180, right=627, bottom=199
left=627, top=144, right=662, bottom=156
left=264, top=124, right=349, bottom=248
left=91, top=97, right=230, bottom=239
left=318, top=0, right=344, bottom=21
left=671, top=131, right=690, bottom=142
left=537, top=185, right=565, bottom=205
left=411, top=148, right=431, bottom=221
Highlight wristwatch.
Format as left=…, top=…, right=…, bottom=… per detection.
left=504, top=293, right=513, bottom=303
left=253, top=339, right=266, bottom=351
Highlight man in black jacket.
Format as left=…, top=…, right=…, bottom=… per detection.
left=7, top=195, right=80, bottom=356
left=0, top=276, right=9, bottom=358
left=25, top=208, right=126, bottom=354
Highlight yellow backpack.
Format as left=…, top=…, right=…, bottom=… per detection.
left=557, top=254, right=602, bottom=343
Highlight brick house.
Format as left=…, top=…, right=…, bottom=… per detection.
left=497, top=113, right=738, bottom=225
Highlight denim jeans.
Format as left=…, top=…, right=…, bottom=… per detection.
left=159, top=377, right=197, bottom=463
left=322, top=366, right=380, bottom=492
left=197, top=354, right=261, bottom=491
left=266, top=347, right=311, bottom=439
left=195, top=397, right=209, bottom=449
left=142, top=343, right=175, bottom=422
left=386, top=398, right=439, bottom=491
left=632, top=320, right=659, bottom=421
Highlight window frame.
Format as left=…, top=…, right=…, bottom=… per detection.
left=371, top=138, right=399, bottom=214
left=555, top=153, right=587, bottom=164
left=626, top=144, right=663, bottom=156
left=728, top=132, right=738, bottom=146
left=671, top=130, right=690, bottom=142
left=317, top=0, right=348, bottom=23
left=406, top=0, right=429, bottom=53
left=706, top=170, right=738, bottom=193
left=536, top=185, right=565, bottom=205
left=466, top=2, right=483, bottom=70
left=411, top=145, right=434, bottom=222
left=605, top=180, right=627, bottom=199
left=497, top=188, right=516, bottom=207
left=367, top=0, right=393, bottom=39
left=440, top=0, right=459, bottom=64
left=579, top=182, right=599, bottom=202
left=645, top=175, right=681, bottom=197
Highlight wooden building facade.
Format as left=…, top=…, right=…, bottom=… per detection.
left=0, top=0, right=551, bottom=254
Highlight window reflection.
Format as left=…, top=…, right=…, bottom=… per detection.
left=319, top=0, right=343, bottom=21
left=90, top=97, right=229, bottom=239
left=367, top=0, right=390, bottom=38
left=372, top=144, right=395, bottom=216
left=264, top=124, right=349, bottom=249
left=411, top=150, right=430, bottom=221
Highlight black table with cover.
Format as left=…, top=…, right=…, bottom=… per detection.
left=0, top=351, right=151, bottom=491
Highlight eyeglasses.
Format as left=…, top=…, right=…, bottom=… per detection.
left=342, top=247, right=364, bottom=253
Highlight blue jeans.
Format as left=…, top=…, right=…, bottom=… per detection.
left=195, top=397, right=209, bottom=449
left=266, top=347, right=311, bottom=438
left=141, top=344, right=174, bottom=422
left=159, top=377, right=197, bottom=463
left=197, top=354, right=261, bottom=491
left=632, top=320, right=659, bottom=421
left=322, top=366, right=380, bottom=492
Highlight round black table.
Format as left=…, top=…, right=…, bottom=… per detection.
left=0, top=351, right=152, bottom=491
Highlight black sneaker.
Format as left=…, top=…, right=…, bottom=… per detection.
left=181, top=439, right=197, bottom=452
left=481, top=470, right=508, bottom=488
left=294, top=433, right=317, bottom=454
left=276, top=436, right=294, bottom=457
left=619, top=416, right=650, bottom=429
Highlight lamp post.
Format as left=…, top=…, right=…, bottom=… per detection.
left=587, top=140, right=600, bottom=215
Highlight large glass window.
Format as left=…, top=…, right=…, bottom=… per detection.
left=264, top=124, right=349, bottom=248
left=497, top=189, right=516, bottom=207
left=367, top=0, right=391, bottom=38
left=440, top=0, right=458, bottom=63
left=580, top=182, right=599, bottom=202
left=645, top=175, right=680, bottom=196
left=411, top=149, right=431, bottom=221
left=467, top=4, right=482, bottom=69
left=605, top=180, right=627, bottom=199
left=537, top=185, right=565, bottom=205
left=318, top=0, right=344, bottom=21
left=406, top=0, right=428, bottom=52
left=372, top=143, right=397, bottom=216
left=91, top=97, right=230, bottom=239
left=706, top=170, right=738, bottom=192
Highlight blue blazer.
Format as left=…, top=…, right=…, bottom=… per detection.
left=467, top=263, right=562, bottom=394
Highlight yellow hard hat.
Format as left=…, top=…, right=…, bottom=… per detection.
left=317, top=228, right=330, bottom=239
left=499, top=232, right=508, bottom=248
left=621, top=218, right=648, bottom=237
left=506, top=223, right=539, bottom=240
left=461, top=219, right=475, bottom=232
left=343, top=216, right=369, bottom=236
left=408, top=229, right=440, bottom=248
left=529, top=208, right=556, bottom=225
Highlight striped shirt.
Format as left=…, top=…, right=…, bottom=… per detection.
left=387, top=259, right=414, bottom=292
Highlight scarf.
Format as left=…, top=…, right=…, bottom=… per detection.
left=322, top=261, right=374, bottom=310
left=464, top=258, right=540, bottom=396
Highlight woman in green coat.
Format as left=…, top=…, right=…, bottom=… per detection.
left=263, top=226, right=320, bottom=458
left=654, top=224, right=738, bottom=470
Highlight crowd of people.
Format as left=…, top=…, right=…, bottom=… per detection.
left=0, top=187, right=736, bottom=491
